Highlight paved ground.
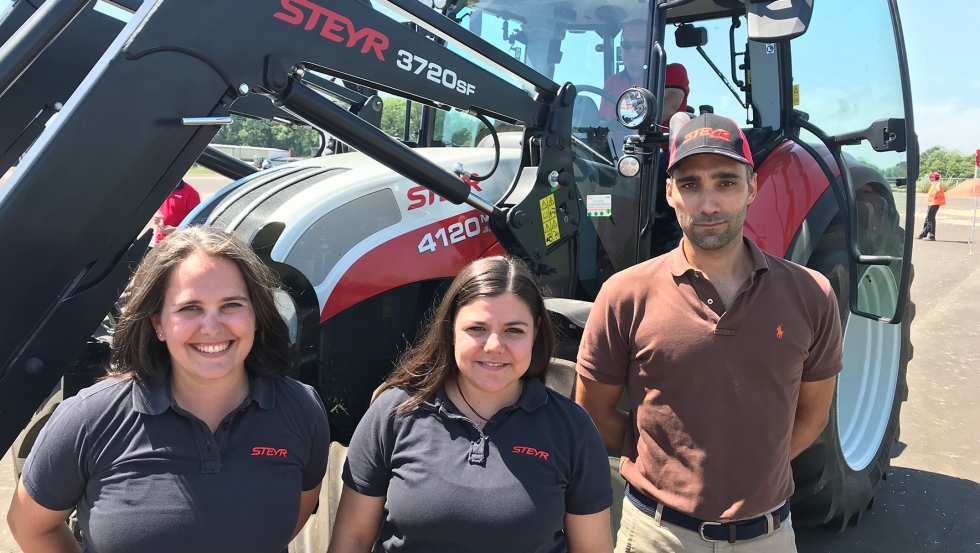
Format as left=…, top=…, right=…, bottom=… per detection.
left=1, top=192, right=978, bottom=551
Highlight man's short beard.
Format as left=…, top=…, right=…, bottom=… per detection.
left=681, top=203, right=748, bottom=251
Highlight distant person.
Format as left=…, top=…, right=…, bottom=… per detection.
left=918, top=171, right=945, bottom=240
left=328, top=256, right=614, bottom=553
left=7, top=226, right=330, bottom=553
left=262, top=159, right=273, bottom=170
left=599, top=20, right=689, bottom=130
left=152, top=180, right=201, bottom=244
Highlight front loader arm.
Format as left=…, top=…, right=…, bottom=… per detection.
left=0, top=0, right=581, bottom=451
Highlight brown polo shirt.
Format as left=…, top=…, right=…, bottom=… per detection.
left=577, top=237, right=842, bottom=520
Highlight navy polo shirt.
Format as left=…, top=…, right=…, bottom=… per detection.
left=21, top=375, right=330, bottom=553
left=343, top=378, right=613, bottom=553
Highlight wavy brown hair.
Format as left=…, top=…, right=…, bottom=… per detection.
left=108, top=226, right=293, bottom=381
left=377, top=256, right=556, bottom=414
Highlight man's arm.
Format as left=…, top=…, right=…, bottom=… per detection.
left=575, top=376, right=628, bottom=456
left=790, top=376, right=837, bottom=458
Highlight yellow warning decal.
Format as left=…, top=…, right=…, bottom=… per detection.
left=540, top=194, right=561, bottom=246
left=792, top=84, right=800, bottom=106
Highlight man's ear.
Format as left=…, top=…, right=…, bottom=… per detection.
left=746, top=171, right=758, bottom=205
left=666, top=177, right=676, bottom=208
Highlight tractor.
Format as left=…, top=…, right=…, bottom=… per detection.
left=0, top=0, right=917, bottom=548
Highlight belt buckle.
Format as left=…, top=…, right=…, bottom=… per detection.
left=698, top=521, right=727, bottom=542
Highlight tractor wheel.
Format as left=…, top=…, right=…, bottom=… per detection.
left=790, top=228, right=914, bottom=530
left=9, top=385, right=62, bottom=480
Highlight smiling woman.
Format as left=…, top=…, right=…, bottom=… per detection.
left=328, top=257, right=614, bottom=553
left=7, top=227, right=330, bottom=553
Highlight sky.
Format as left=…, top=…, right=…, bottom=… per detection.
left=0, top=0, right=975, bottom=159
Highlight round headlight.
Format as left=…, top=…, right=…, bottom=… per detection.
left=618, top=155, right=641, bottom=178
left=616, top=88, right=656, bottom=130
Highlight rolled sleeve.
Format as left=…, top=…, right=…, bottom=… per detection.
left=21, top=400, right=89, bottom=512
left=565, top=414, right=614, bottom=515
left=576, top=279, right=633, bottom=386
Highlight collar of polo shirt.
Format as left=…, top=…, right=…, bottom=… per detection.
left=666, top=236, right=770, bottom=279
left=132, top=374, right=276, bottom=415
left=422, top=377, right=550, bottom=416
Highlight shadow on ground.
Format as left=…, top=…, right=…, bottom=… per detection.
left=797, top=463, right=980, bottom=553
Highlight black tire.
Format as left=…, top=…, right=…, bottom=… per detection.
left=9, top=385, right=62, bottom=480
left=790, top=228, right=914, bottom=530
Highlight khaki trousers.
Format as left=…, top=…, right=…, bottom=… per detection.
left=614, top=496, right=798, bottom=553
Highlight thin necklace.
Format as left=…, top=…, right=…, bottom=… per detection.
left=455, top=378, right=490, bottom=422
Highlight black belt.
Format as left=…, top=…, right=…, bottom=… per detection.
left=625, top=483, right=790, bottom=543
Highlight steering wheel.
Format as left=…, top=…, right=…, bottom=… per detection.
left=575, top=84, right=619, bottom=104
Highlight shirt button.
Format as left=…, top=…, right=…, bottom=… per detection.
left=490, top=421, right=498, bottom=427
left=222, top=422, right=230, bottom=430
left=707, top=299, right=714, bottom=305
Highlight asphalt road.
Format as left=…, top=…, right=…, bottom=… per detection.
left=1, top=192, right=979, bottom=552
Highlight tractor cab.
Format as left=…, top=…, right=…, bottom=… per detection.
left=411, top=0, right=915, bottom=324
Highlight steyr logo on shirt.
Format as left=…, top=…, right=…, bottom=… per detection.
left=512, top=446, right=549, bottom=460
left=776, top=325, right=784, bottom=339
left=252, top=447, right=288, bottom=457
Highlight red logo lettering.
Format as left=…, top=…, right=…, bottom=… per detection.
left=511, top=445, right=549, bottom=461
left=406, top=179, right=483, bottom=211
left=274, top=0, right=389, bottom=62
left=251, top=447, right=289, bottom=457
left=682, top=127, right=731, bottom=144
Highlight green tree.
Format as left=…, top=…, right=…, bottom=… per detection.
left=212, top=116, right=321, bottom=156
left=380, top=97, right=423, bottom=142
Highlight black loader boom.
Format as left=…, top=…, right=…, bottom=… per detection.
left=0, top=0, right=582, bottom=452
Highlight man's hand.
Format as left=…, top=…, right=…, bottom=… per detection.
left=574, top=375, right=628, bottom=456
left=160, top=225, right=176, bottom=236
left=791, top=376, right=837, bottom=458
left=151, top=213, right=163, bottom=226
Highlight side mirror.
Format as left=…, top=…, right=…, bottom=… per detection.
left=747, top=0, right=813, bottom=42
left=675, top=24, right=707, bottom=48
left=832, top=118, right=907, bottom=153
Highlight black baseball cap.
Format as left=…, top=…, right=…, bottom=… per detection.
left=667, top=113, right=754, bottom=173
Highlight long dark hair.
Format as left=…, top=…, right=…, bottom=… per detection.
left=377, top=256, right=556, bottom=413
left=108, top=226, right=293, bottom=380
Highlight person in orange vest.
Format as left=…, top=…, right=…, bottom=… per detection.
left=918, top=171, right=946, bottom=240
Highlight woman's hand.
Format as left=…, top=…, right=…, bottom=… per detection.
left=7, top=480, right=81, bottom=553
left=326, top=485, right=386, bottom=553
left=565, top=509, right=614, bottom=553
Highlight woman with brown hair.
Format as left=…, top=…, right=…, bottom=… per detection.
left=8, top=226, right=330, bottom=553
left=329, top=256, right=613, bottom=553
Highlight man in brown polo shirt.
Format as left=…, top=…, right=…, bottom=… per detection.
left=575, top=113, right=842, bottom=552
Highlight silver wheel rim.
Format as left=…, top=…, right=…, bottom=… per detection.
left=836, top=265, right=902, bottom=471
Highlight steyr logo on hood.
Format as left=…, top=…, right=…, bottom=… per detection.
left=274, top=0, right=389, bottom=62
left=252, top=447, right=288, bottom=457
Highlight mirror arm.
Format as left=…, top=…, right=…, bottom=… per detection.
left=793, top=115, right=899, bottom=268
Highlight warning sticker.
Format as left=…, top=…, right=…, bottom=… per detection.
left=540, top=194, right=561, bottom=246
left=587, top=194, right=612, bottom=217
left=792, top=84, right=800, bottom=106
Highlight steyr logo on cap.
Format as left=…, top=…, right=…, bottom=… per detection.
left=683, top=127, right=732, bottom=144
left=252, top=447, right=288, bottom=457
